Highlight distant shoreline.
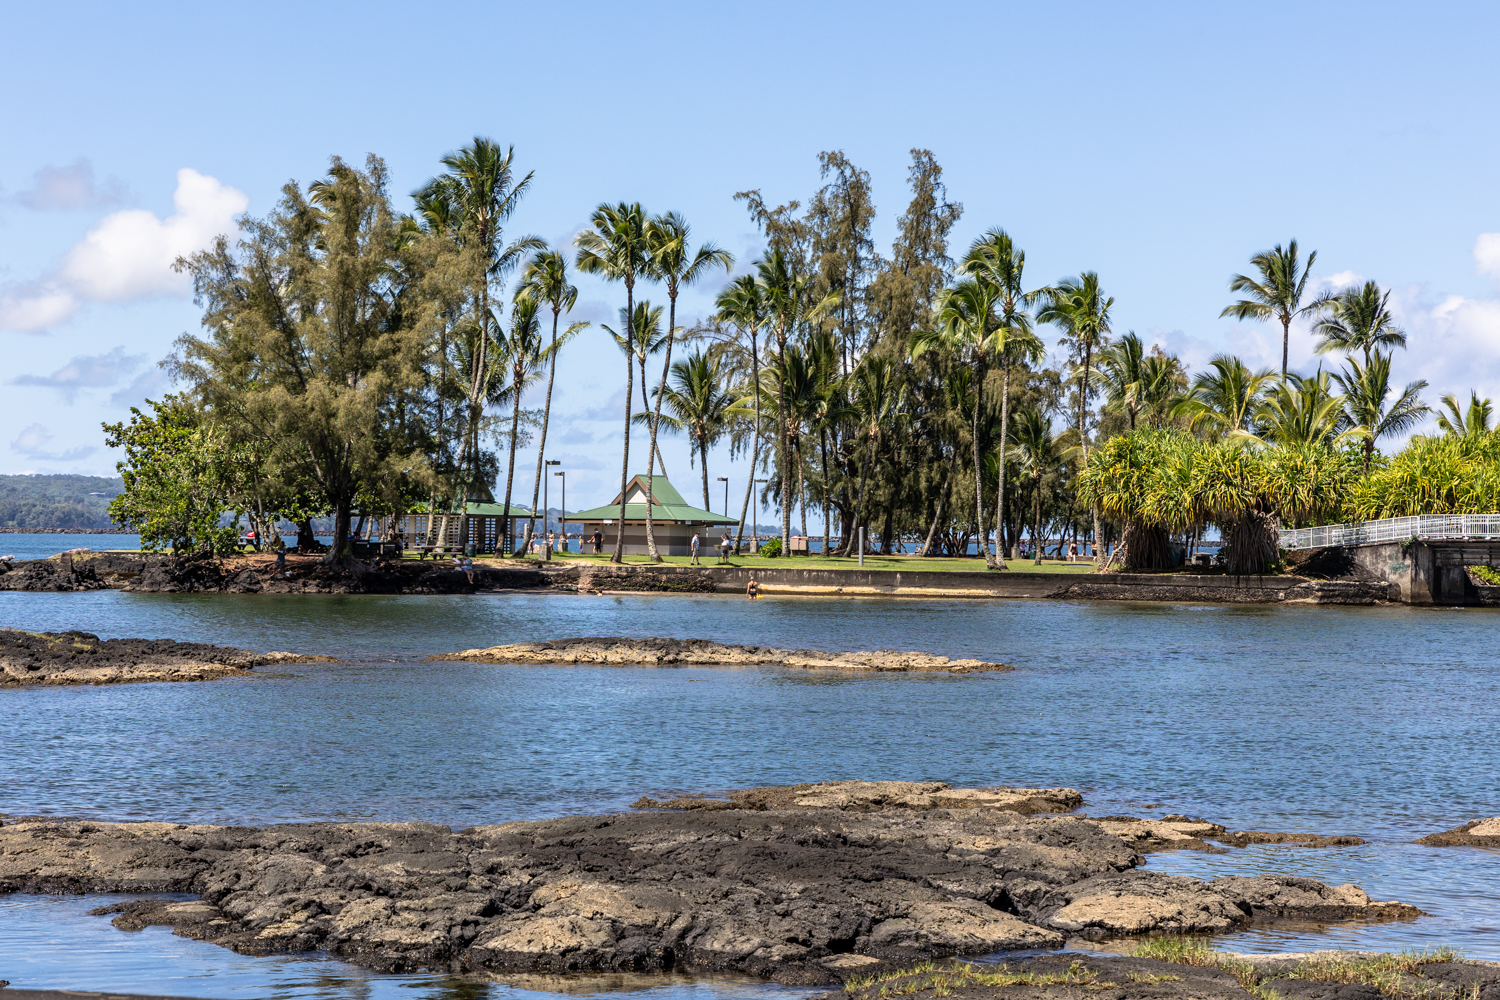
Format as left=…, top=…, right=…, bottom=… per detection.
left=0, top=527, right=132, bottom=533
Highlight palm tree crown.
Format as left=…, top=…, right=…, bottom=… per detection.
left=1220, top=239, right=1322, bottom=377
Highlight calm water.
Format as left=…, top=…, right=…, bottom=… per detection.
left=2, top=544, right=1498, bottom=994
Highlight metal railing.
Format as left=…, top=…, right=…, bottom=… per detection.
left=1279, top=514, right=1500, bottom=550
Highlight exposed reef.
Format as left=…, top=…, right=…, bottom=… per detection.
left=0, top=782, right=1416, bottom=984
left=429, top=638, right=1012, bottom=673
left=0, top=629, right=333, bottom=687
left=1416, top=817, right=1500, bottom=847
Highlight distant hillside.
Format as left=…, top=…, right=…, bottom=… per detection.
left=0, top=474, right=124, bottom=530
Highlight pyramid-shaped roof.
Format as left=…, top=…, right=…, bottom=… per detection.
left=567, top=474, right=737, bottom=525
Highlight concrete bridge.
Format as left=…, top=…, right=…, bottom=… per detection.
left=1279, top=515, right=1500, bottom=605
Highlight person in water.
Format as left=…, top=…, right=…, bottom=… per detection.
left=746, top=576, right=760, bottom=599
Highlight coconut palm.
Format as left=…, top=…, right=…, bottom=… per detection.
left=1172, top=354, right=1278, bottom=437
left=715, top=275, right=769, bottom=553
left=638, top=213, right=733, bottom=561
left=1038, top=272, right=1112, bottom=564
left=1249, top=370, right=1358, bottom=448
left=1093, top=332, right=1183, bottom=432
left=1333, top=353, right=1431, bottom=473
left=1220, top=239, right=1323, bottom=377
left=495, top=295, right=565, bottom=555
left=961, top=229, right=1046, bottom=570
left=847, top=355, right=906, bottom=549
left=645, top=349, right=736, bottom=510
left=1009, top=406, right=1065, bottom=565
left=606, top=300, right=668, bottom=442
left=914, top=278, right=1003, bottom=567
left=516, top=249, right=587, bottom=553
left=1313, top=281, right=1406, bottom=366
left=1437, top=391, right=1495, bottom=440
left=575, top=202, right=650, bottom=563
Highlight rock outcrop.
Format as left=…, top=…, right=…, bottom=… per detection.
left=0, top=630, right=333, bottom=687
left=1093, top=815, right=1364, bottom=853
left=1415, top=817, right=1500, bottom=847
left=632, top=780, right=1080, bottom=815
left=0, top=783, right=1417, bottom=984
left=430, top=638, right=1011, bottom=673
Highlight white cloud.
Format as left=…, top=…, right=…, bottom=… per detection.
left=0, top=168, right=247, bottom=332
left=109, top=367, right=171, bottom=408
left=10, top=346, right=150, bottom=402
left=1475, top=233, right=1500, bottom=284
left=9, top=423, right=96, bottom=462
left=12, top=158, right=125, bottom=211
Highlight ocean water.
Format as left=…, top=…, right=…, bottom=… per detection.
left=1, top=548, right=1498, bottom=995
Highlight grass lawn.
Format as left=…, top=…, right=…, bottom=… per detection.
left=465, top=551, right=1099, bottom=574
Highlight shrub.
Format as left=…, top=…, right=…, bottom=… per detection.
left=759, top=538, right=782, bottom=558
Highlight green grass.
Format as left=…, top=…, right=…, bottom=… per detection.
left=478, top=552, right=1099, bottom=574
left=845, top=959, right=1113, bottom=998
left=1129, top=936, right=1465, bottom=1000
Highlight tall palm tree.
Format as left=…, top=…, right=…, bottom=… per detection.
left=1095, top=332, right=1181, bottom=431
left=715, top=276, right=768, bottom=553
left=1437, top=391, right=1495, bottom=440
left=962, top=229, right=1045, bottom=569
left=575, top=202, right=650, bottom=563
left=646, top=349, right=736, bottom=510
left=1009, top=406, right=1065, bottom=565
left=914, top=278, right=1003, bottom=567
left=756, top=248, right=838, bottom=554
left=1038, top=272, right=1112, bottom=564
left=1313, top=281, right=1407, bottom=366
left=417, top=140, right=544, bottom=549
left=517, top=249, right=587, bottom=554
left=639, top=213, right=733, bottom=561
left=847, top=355, right=906, bottom=549
left=1248, top=370, right=1359, bottom=448
left=1221, top=239, right=1322, bottom=377
left=496, top=295, right=566, bottom=554
left=1334, top=353, right=1431, bottom=473
left=1172, top=354, right=1278, bottom=437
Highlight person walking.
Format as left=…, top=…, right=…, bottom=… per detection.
left=273, top=535, right=287, bottom=571
left=690, top=531, right=701, bottom=566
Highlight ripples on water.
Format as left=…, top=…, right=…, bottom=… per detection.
left=2, top=567, right=1499, bottom=994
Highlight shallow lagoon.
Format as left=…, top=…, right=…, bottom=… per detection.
left=2, top=583, right=1498, bottom=995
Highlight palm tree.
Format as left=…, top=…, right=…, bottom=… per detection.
left=1313, top=281, right=1407, bottom=366
left=756, top=248, right=838, bottom=554
left=639, top=213, right=733, bottom=561
left=1172, top=354, right=1278, bottom=437
left=1038, top=272, right=1112, bottom=564
left=1221, top=239, right=1323, bottom=377
left=1009, top=406, right=1065, bottom=564
left=417, top=140, right=544, bottom=549
left=646, top=349, right=736, bottom=510
left=1334, top=353, right=1431, bottom=473
left=575, top=202, right=650, bottom=563
left=1249, top=370, right=1358, bottom=448
left=914, top=278, right=1002, bottom=567
left=1437, top=391, right=1495, bottom=440
left=516, top=249, right=587, bottom=554
left=496, top=295, right=567, bottom=554
left=1094, top=332, right=1182, bottom=432
left=961, top=229, right=1045, bottom=569
left=847, top=355, right=906, bottom=548
left=715, top=276, right=769, bottom=553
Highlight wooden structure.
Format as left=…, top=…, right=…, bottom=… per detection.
left=569, top=474, right=737, bottom=556
left=385, top=501, right=534, bottom=555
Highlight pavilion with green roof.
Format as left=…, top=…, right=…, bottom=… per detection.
left=567, top=474, right=737, bottom=556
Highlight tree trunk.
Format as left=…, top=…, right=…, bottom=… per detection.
left=972, top=357, right=995, bottom=567
left=849, top=428, right=877, bottom=551
left=644, top=290, right=678, bottom=563
left=776, top=327, right=792, bottom=555
left=522, top=305, right=563, bottom=557
left=1033, top=472, right=1044, bottom=564
left=502, top=378, right=522, bottom=556
left=993, top=359, right=1011, bottom=570
left=698, top=430, right=711, bottom=511
left=734, top=328, right=761, bottom=554
left=613, top=280, right=635, bottom=564
left=820, top=426, right=832, bottom=557
left=922, top=450, right=957, bottom=556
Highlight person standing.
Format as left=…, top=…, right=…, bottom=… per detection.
left=690, top=531, right=701, bottom=565
left=720, top=531, right=732, bottom=564
left=746, top=576, right=760, bottom=600
left=591, top=529, right=603, bottom=554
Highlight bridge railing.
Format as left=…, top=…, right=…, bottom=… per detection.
left=1279, top=514, right=1500, bottom=550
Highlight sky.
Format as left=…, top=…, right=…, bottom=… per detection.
left=3, top=0, right=1499, bottom=518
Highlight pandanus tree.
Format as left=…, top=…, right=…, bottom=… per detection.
left=1313, top=281, right=1406, bottom=367
left=913, top=279, right=1003, bottom=567
left=1333, top=353, right=1430, bottom=473
left=1171, top=354, right=1278, bottom=437
left=516, top=249, right=587, bottom=554
left=715, top=276, right=769, bottom=553
left=1437, top=391, right=1496, bottom=440
left=1038, top=272, right=1112, bottom=565
left=638, top=214, right=733, bottom=561
left=1221, top=239, right=1323, bottom=377
left=646, top=349, right=736, bottom=510
left=961, top=229, right=1045, bottom=568
left=575, top=202, right=650, bottom=563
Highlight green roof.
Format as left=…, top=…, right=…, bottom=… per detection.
left=407, top=501, right=533, bottom=516
left=567, top=473, right=737, bottom=525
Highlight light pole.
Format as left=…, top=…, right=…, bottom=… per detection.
left=552, top=469, right=566, bottom=555
left=753, top=478, right=768, bottom=553
left=543, top=460, right=561, bottom=560
left=716, top=477, right=728, bottom=516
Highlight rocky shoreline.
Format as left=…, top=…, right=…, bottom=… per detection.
left=0, top=781, right=1423, bottom=985
left=432, top=638, right=1012, bottom=673
left=0, top=629, right=333, bottom=687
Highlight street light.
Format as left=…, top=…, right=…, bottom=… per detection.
left=716, top=477, right=728, bottom=516
left=553, top=469, right=566, bottom=554
left=542, top=460, right=561, bottom=559
left=753, top=478, right=768, bottom=553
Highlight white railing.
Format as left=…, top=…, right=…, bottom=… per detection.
left=1279, top=514, right=1500, bottom=550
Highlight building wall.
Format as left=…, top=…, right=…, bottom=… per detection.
left=577, top=522, right=729, bottom=557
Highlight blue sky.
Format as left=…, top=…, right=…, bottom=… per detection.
left=4, top=0, right=1499, bottom=515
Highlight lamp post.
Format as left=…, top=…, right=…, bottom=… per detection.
left=716, top=477, right=728, bottom=516
left=543, top=460, right=561, bottom=560
left=753, top=478, right=768, bottom=553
